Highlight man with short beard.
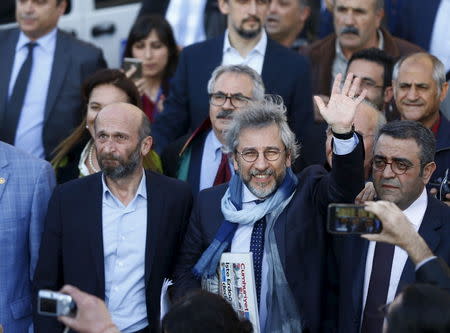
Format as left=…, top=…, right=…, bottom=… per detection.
left=161, top=64, right=265, bottom=192
left=151, top=0, right=316, bottom=169
left=33, top=103, right=193, bottom=333
left=173, top=74, right=366, bottom=332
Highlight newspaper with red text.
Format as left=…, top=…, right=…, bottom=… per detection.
left=202, top=252, right=260, bottom=333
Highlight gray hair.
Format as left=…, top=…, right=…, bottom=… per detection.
left=138, top=112, right=151, bottom=141
left=223, top=97, right=300, bottom=161
left=375, top=120, right=436, bottom=173
left=393, top=53, right=446, bottom=97
left=207, top=65, right=265, bottom=101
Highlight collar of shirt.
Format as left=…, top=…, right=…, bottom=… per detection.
left=335, top=29, right=384, bottom=61
left=402, top=187, right=428, bottom=229
left=78, top=139, right=94, bottom=177
left=17, top=27, right=57, bottom=55
left=242, top=183, right=262, bottom=206
left=102, top=170, right=147, bottom=208
left=431, top=114, right=442, bottom=136
left=205, top=129, right=224, bottom=161
left=223, top=29, right=268, bottom=58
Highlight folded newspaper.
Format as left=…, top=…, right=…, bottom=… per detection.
left=202, top=252, right=260, bottom=333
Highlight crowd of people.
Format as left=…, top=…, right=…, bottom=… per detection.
left=1, top=0, right=450, bottom=333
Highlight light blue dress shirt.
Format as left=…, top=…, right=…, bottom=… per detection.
left=102, top=171, right=149, bottom=332
left=199, top=130, right=234, bottom=191
left=9, top=29, right=56, bottom=159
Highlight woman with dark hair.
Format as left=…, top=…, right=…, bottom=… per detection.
left=123, top=14, right=178, bottom=122
left=52, top=68, right=162, bottom=183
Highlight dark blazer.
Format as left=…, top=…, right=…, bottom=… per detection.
left=0, top=28, right=106, bottom=160
left=430, top=113, right=450, bottom=189
left=151, top=35, right=315, bottom=163
left=33, top=171, right=193, bottom=333
left=173, top=140, right=365, bottom=333
left=330, top=195, right=450, bottom=333
left=138, top=0, right=226, bottom=40
left=393, top=0, right=441, bottom=51
left=416, top=257, right=450, bottom=291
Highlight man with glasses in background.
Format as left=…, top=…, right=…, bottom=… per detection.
left=161, top=65, right=265, bottom=192
left=331, top=120, right=450, bottom=333
left=173, top=74, right=366, bottom=332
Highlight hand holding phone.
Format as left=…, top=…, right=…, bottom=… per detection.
left=123, top=57, right=143, bottom=81
left=327, top=203, right=382, bottom=234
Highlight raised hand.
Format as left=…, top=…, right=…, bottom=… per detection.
left=314, top=73, right=367, bottom=134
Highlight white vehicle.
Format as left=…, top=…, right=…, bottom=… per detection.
left=0, top=0, right=141, bottom=68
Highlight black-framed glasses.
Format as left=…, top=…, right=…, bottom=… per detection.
left=359, top=78, right=384, bottom=89
left=372, top=157, right=413, bottom=175
left=209, top=93, right=252, bottom=108
left=236, top=148, right=286, bottom=163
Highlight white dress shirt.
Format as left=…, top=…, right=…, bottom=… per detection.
left=102, top=172, right=149, bottom=332
left=222, top=29, right=267, bottom=75
left=199, top=130, right=234, bottom=191
left=362, top=188, right=428, bottom=319
left=229, top=134, right=359, bottom=332
left=429, top=0, right=450, bottom=72
left=9, top=29, right=56, bottom=159
left=166, top=0, right=207, bottom=47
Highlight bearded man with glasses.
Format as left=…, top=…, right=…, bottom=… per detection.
left=331, top=120, right=450, bottom=333
left=173, top=73, right=367, bottom=332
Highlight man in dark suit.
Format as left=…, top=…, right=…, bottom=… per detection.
left=138, top=0, right=226, bottom=45
left=151, top=0, right=315, bottom=167
left=331, top=120, right=450, bottom=333
left=0, top=0, right=106, bottom=160
left=173, top=74, right=366, bottom=332
left=33, top=103, right=193, bottom=333
left=161, top=64, right=265, bottom=193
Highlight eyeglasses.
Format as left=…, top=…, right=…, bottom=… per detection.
left=209, top=93, right=252, bottom=108
left=360, top=78, right=384, bottom=90
left=372, top=157, right=413, bottom=175
left=236, top=148, right=286, bottom=163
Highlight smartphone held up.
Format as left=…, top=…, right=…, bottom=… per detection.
left=327, top=203, right=382, bottom=234
left=123, top=57, right=143, bottom=81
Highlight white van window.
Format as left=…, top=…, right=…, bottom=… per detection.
left=95, top=0, right=140, bottom=9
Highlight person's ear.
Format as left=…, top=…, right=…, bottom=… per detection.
left=140, top=136, right=153, bottom=156
left=422, top=161, right=436, bottom=185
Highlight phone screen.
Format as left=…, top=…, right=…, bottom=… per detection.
left=327, top=204, right=382, bottom=234
left=123, top=57, right=143, bottom=81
